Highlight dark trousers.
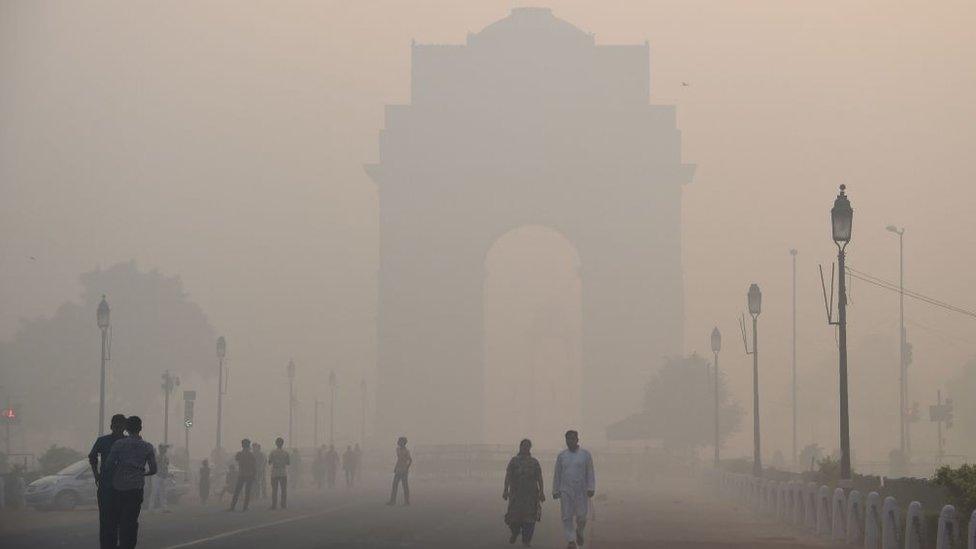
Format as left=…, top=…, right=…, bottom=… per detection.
left=97, top=486, right=120, bottom=549
left=271, top=476, right=287, bottom=509
left=389, top=472, right=409, bottom=504
left=509, top=521, right=536, bottom=544
left=118, top=488, right=143, bottom=549
left=229, top=476, right=253, bottom=511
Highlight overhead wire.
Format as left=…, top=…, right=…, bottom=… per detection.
left=844, top=266, right=976, bottom=320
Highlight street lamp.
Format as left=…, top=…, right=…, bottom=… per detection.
left=831, top=184, right=853, bottom=480
left=885, top=225, right=908, bottom=459
left=329, top=370, right=337, bottom=446
left=287, top=360, right=296, bottom=446
left=747, top=283, right=762, bottom=477
left=216, top=336, right=226, bottom=451
left=710, top=327, right=721, bottom=467
left=96, top=296, right=110, bottom=436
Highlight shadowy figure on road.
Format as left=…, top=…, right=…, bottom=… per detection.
left=504, top=438, right=544, bottom=547
left=107, top=415, right=157, bottom=549
left=89, top=413, right=126, bottom=549
left=387, top=436, right=411, bottom=506
left=229, top=439, right=255, bottom=511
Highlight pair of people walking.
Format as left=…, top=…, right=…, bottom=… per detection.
left=503, top=430, right=595, bottom=548
left=89, top=414, right=158, bottom=549
left=227, top=436, right=290, bottom=511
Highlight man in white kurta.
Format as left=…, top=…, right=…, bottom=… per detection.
left=552, top=430, right=595, bottom=548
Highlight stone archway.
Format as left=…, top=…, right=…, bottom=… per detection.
left=366, top=8, right=694, bottom=445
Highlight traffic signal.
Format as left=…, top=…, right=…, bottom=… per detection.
left=945, top=398, right=954, bottom=429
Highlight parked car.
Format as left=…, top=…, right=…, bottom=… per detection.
left=25, top=459, right=189, bottom=510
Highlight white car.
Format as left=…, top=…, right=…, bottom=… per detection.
left=25, top=459, right=189, bottom=510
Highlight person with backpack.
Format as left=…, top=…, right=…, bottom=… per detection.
left=106, top=416, right=157, bottom=549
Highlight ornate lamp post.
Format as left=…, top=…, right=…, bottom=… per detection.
left=216, top=336, right=226, bottom=451
left=329, top=371, right=337, bottom=445
left=747, top=283, right=762, bottom=476
left=831, top=185, right=854, bottom=480
left=96, top=296, right=110, bottom=436
left=710, top=327, right=721, bottom=467
left=287, top=359, right=296, bottom=446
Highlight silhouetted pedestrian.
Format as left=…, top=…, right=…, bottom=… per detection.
left=503, top=439, right=544, bottom=547
left=228, top=439, right=255, bottom=511
left=313, top=446, right=326, bottom=490
left=552, top=430, right=595, bottom=549
left=342, top=445, right=355, bottom=487
left=107, top=415, right=157, bottom=549
left=198, top=460, right=211, bottom=504
left=150, top=444, right=170, bottom=512
left=252, top=443, right=267, bottom=499
left=325, top=444, right=338, bottom=489
left=387, top=436, right=411, bottom=506
left=268, top=437, right=290, bottom=510
left=89, top=413, right=126, bottom=549
left=352, top=443, right=363, bottom=483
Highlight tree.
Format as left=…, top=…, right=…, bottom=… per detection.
left=38, top=445, right=84, bottom=476
left=0, top=261, right=217, bottom=451
left=607, top=354, right=742, bottom=452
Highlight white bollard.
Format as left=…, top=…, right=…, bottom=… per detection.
left=832, top=487, right=847, bottom=541
left=881, top=496, right=900, bottom=549
left=904, top=501, right=923, bottom=549
left=968, top=509, right=976, bottom=549
left=936, top=504, right=958, bottom=549
left=806, top=482, right=819, bottom=530
left=816, top=485, right=832, bottom=536
left=845, top=489, right=863, bottom=545
left=864, top=491, right=882, bottom=549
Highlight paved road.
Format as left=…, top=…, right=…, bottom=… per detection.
left=0, top=476, right=830, bottom=548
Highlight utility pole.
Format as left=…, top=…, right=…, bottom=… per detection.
left=183, top=390, right=195, bottom=482
left=161, top=370, right=180, bottom=445
left=790, top=248, right=798, bottom=469
left=886, top=226, right=907, bottom=460
left=216, top=336, right=226, bottom=451
left=710, top=328, right=721, bottom=467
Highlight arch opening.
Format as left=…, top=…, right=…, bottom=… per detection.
left=482, top=225, right=583, bottom=449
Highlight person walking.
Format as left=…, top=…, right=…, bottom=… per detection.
left=290, top=447, right=303, bottom=489
left=107, top=416, right=157, bottom=549
left=198, top=460, right=211, bottom=504
left=342, top=445, right=355, bottom=488
left=150, top=444, right=170, bottom=512
left=503, top=439, right=544, bottom=547
left=89, top=413, right=127, bottom=549
left=552, top=430, right=595, bottom=549
left=352, top=443, right=363, bottom=483
left=386, top=436, right=411, bottom=506
left=268, top=437, right=290, bottom=510
left=229, top=439, right=256, bottom=511
left=252, top=443, right=267, bottom=499
left=325, top=444, right=339, bottom=489
left=219, top=463, right=237, bottom=502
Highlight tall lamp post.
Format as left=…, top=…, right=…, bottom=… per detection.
left=885, top=225, right=907, bottom=459
left=216, top=336, right=226, bottom=451
left=329, top=371, right=337, bottom=445
left=747, top=284, right=763, bottom=477
left=96, top=296, right=111, bottom=436
left=161, top=370, right=180, bottom=445
left=287, top=360, right=296, bottom=446
left=790, top=248, right=798, bottom=469
left=831, top=184, right=854, bottom=480
left=710, top=327, right=721, bottom=467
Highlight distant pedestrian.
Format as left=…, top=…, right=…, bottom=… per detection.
left=252, top=443, right=267, bottom=499
left=219, top=463, right=237, bottom=502
left=503, top=439, right=544, bottom=547
left=198, top=460, right=211, bottom=504
left=268, top=437, right=290, bottom=510
left=342, top=445, right=355, bottom=487
left=386, top=436, right=411, bottom=506
left=325, top=444, right=339, bottom=489
left=313, top=446, right=326, bottom=490
left=290, top=447, right=303, bottom=488
left=552, top=430, right=595, bottom=549
left=228, top=439, right=255, bottom=511
left=89, top=413, right=127, bottom=549
left=150, top=444, right=170, bottom=512
left=107, top=415, right=157, bottom=549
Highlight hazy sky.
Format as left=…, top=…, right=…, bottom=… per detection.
left=2, top=1, right=975, bottom=459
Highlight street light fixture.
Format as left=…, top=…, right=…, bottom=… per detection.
left=885, top=224, right=908, bottom=460
left=831, top=184, right=854, bottom=480
left=746, top=284, right=762, bottom=476
left=96, top=296, right=110, bottom=436
left=710, top=327, right=721, bottom=466
left=216, top=336, right=226, bottom=451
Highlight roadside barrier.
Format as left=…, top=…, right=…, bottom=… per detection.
left=707, top=470, right=976, bottom=549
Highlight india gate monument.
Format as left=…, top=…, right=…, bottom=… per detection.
left=367, top=7, right=694, bottom=446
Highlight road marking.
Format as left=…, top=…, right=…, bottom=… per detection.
left=160, top=503, right=358, bottom=548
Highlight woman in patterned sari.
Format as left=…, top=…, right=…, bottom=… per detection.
left=503, top=439, right=545, bottom=546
